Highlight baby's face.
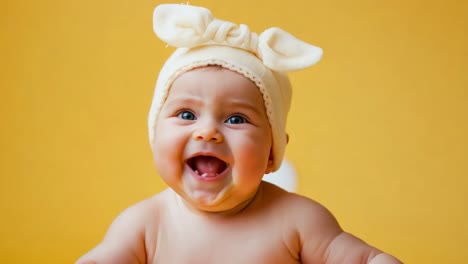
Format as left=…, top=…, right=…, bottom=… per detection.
left=153, top=66, right=274, bottom=214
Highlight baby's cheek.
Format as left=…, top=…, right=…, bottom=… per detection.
left=152, top=137, right=172, bottom=170
left=153, top=150, right=181, bottom=188
left=153, top=134, right=185, bottom=176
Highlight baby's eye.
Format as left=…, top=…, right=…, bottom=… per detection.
left=178, top=111, right=196, bottom=120
left=225, top=115, right=246, bottom=124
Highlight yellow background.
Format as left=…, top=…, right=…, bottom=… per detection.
left=1, top=0, right=467, bottom=263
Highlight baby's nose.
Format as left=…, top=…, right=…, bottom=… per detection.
left=193, top=124, right=223, bottom=143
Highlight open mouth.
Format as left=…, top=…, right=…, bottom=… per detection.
left=188, top=155, right=228, bottom=178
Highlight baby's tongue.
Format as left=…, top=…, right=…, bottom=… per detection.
left=192, top=156, right=226, bottom=177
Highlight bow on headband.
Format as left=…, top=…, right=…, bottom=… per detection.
left=153, top=4, right=323, bottom=72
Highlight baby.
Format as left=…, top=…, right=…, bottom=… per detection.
left=77, top=4, right=402, bottom=264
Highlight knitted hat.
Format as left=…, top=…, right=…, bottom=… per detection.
left=148, top=4, right=322, bottom=172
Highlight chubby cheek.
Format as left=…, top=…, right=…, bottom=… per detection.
left=232, top=135, right=272, bottom=179
left=152, top=123, right=186, bottom=182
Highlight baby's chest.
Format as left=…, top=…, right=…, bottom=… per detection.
left=150, top=221, right=300, bottom=264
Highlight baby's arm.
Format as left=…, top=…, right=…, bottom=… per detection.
left=294, top=196, right=402, bottom=264
left=76, top=201, right=149, bottom=264
left=324, top=232, right=402, bottom=264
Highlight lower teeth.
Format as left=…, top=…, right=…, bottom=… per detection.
left=199, top=172, right=219, bottom=178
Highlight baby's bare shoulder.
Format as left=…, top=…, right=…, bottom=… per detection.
left=261, top=181, right=340, bottom=227
left=76, top=190, right=171, bottom=264
left=130, top=188, right=170, bottom=214
left=260, top=182, right=343, bottom=262
left=260, top=184, right=401, bottom=263
left=109, top=189, right=168, bottom=226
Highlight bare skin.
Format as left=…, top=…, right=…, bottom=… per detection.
left=76, top=67, right=402, bottom=264
left=77, top=183, right=400, bottom=264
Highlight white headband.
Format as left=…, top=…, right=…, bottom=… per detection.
left=149, top=4, right=322, bottom=172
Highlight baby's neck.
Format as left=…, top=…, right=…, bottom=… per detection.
left=173, top=187, right=263, bottom=218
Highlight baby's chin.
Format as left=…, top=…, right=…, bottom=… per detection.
left=180, top=188, right=256, bottom=216
left=190, top=189, right=227, bottom=206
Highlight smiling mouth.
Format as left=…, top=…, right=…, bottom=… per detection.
left=188, top=156, right=228, bottom=178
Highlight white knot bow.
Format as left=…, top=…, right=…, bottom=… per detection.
left=153, top=4, right=323, bottom=72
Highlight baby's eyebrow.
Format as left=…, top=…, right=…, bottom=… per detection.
left=225, top=99, right=264, bottom=116
left=164, top=94, right=203, bottom=107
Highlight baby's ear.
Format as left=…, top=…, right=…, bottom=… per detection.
left=264, top=148, right=275, bottom=174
